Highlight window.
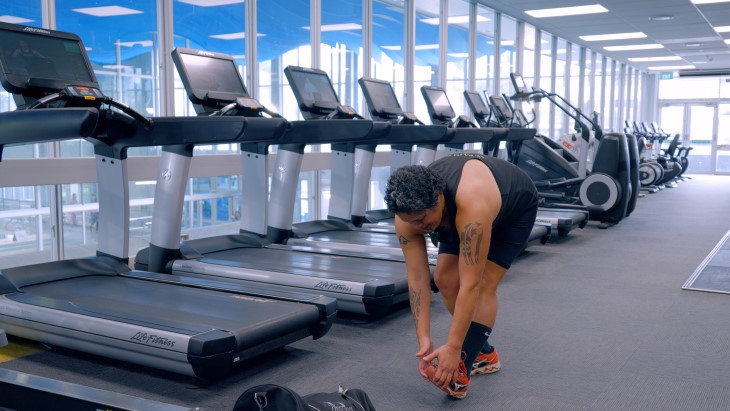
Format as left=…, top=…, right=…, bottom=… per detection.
left=474, top=5, right=495, bottom=96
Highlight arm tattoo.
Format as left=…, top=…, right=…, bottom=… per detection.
left=409, top=289, right=421, bottom=324
left=398, top=235, right=410, bottom=246
left=459, top=222, right=483, bottom=265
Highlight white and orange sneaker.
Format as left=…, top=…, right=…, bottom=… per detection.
left=471, top=348, right=501, bottom=375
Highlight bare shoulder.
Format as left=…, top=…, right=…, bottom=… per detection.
left=455, top=159, right=501, bottom=216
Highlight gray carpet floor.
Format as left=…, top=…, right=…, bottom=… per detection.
left=2, top=174, right=730, bottom=410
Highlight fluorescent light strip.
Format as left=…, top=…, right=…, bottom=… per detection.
left=691, top=0, right=730, bottom=4
left=714, top=26, right=730, bottom=33
left=117, top=40, right=153, bottom=48
left=604, top=44, right=664, bottom=51
left=628, top=56, right=682, bottom=62
left=210, top=32, right=245, bottom=40
left=420, top=15, right=490, bottom=25
left=647, top=65, right=695, bottom=70
left=302, top=23, right=362, bottom=32
left=177, top=0, right=243, bottom=6
left=72, top=6, right=143, bottom=17
left=525, top=4, right=608, bottom=18
left=0, top=15, right=34, bottom=24
left=580, top=32, right=646, bottom=41
left=726, top=39, right=730, bottom=44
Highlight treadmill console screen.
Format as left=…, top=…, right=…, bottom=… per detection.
left=488, top=95, right=513, bottom=123
left=510, top=73, right=529, bottom=95
left=284, top=66, right=340, bottom=112
left=464, top=91, right=490, bottom=117
left=421, top=86, right=456, bottom=121
left=0, top=22, right=97, bottom=95
left=358, top=77, right=402, bottom=119
left=172, top=47, right=248, bottom=105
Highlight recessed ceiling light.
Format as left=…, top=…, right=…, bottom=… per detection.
left=525, top=4, right=608, bottom=18
left=177, top=0, right=243, bottom=6
left=647, top=65, right=695, bottom=70
left=72, top=6, right=143, bottom=17
left=580, top=32, right=646, bottom=41
left=209, top=32, right=265, bottom=40
left=0, top=15, right=34, bottom=24
left=210, top=32, right=245, bottom=40
left=302, top=23, right=362, bottom=32
left=715, top=26, right=730, bottom=33
left=725, top=39, right=730, bottom=44
left=684, top=42, right=702, bottom=47
left=648, top=15, right=674, bottom=21
left=420, top=15, right=490, bottom=25
left=628, top=56, right=682, bottom=62
left=116, top=40, right=153, bottom=48
left=691, top=0, right=730, bottom=4
left=604, top=44, right=664, bottom=51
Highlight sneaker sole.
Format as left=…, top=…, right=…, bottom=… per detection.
left=471, top=360, right=501, bottom=376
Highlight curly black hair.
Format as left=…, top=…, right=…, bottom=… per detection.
left=384, top=165, right=445, bottom=213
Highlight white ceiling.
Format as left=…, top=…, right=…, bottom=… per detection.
left=477, top=0, right=730, bottom=74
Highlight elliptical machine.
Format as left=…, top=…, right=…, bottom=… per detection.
left=503, top=73, right=637, bottom=228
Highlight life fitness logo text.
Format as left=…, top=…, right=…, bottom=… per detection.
left=23, top=27, right=51, bottom=35
left=131, top=332, right=176, bottom=347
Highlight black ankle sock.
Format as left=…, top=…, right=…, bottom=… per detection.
left=462, top=322, right=490, bottom=377
left=481, top=325, right=494, bottom=354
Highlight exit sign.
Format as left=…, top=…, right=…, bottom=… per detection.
left=659, top=72, right=674, bottom=80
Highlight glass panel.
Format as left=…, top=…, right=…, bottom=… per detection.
left=0, top=3, right=44, bottom=157
left=369, top=0, right=407, bottom=213
left=593, top=55, right=604, bottom=126
left=321, top=0, right=363, bottom=112
left=258, top=0, right=310, bottom=120
left=716, top=104, right=730, bottom=173
left=474, top=5, right=495, bottom=96
left=372, top=0, right=406, bottom=104
left=445, top=0, right=470, bottom=118
left=0, top=186, right=53, bottom=269
left=173, top=0, right=246, bottom=117
left=658, top=77, right=720, bottom=100
left=0, top=5, right=48, bottom=268
left=687, top=105, right=714, bottom=174
left=498, top=15, right=517, bottom=96
left=536, top=32, right=552, bottom=137
left=413, top=0, right=441, bottom=122
left=522, top=23, right=536, bottom=84
left=552, top=38, right=567, bottom=139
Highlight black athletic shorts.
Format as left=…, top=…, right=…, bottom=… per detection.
left=437, top=203, right=538, bottom=270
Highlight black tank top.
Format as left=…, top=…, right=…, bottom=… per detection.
left=428, top=153, right=538, bottom=245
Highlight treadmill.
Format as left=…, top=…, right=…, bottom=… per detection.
left=279, top=67, right=546, bottom=251
left=0, top=22, right=334, bottom=380
left=417, top=85, right=552, bottom=244
left=353, top=76, right=443, bottom=229
left=134, top=48, right=450, bottom=316
left=464, top=90, right=588, bottom=238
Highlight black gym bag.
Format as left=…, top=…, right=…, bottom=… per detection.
left=233, top=384, right=377, bottom=411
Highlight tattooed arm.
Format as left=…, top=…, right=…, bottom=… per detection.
left=394, top=215, right=434, bottom=379
left=444, top=160, right=502, bottom=375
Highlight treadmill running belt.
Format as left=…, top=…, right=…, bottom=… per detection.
left=197, top=247, right=409, bottom=294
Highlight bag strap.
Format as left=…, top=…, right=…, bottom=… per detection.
left=254, top=391, right=268, bottom=410
left=337, top=386, right=367, bottom=411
